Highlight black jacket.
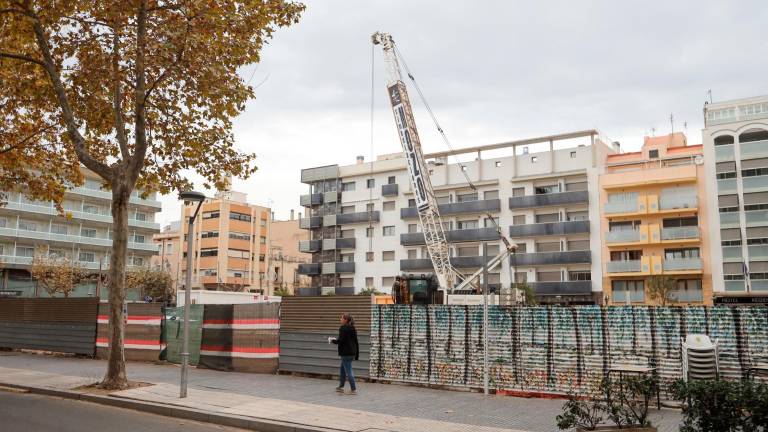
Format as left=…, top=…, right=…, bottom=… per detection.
left=333, top=324, right=359, bottom=360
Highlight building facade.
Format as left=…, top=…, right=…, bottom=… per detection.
left=0, top=169, right=161, bottom=298
left=298, top=130, right=613, bottom=303
left=269, top=214, right=311, bottom=294
left=600, top=133, right=713, bottom=305
left=151, top=221, right=181, bottom=290
left=178, top=190, right=273, bottom=295
left=702, top=95, right=768, bottom=302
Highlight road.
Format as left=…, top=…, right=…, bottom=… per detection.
left=0, top=389, right=248, bottom=432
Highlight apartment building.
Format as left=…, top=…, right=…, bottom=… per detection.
left=0, top=169, right=161, bottom=298
left=702, top=95, right=768, bottom=302
left=151, top=221, right=181, bottom=289
left=298, top=130, right=613, bottom=303
left=178, top=189, right=273, bottom=295
left=600, top=133, right=713, bottom=305
left=270, top=212, right=311, bottom=294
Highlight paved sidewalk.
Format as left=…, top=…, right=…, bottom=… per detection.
left=0, top=352, right=682, bottom=431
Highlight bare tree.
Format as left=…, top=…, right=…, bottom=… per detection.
left=30, top=247, right=88, bottom=298
left=647, top=275, right=677, bottom=306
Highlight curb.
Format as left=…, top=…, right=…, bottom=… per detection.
left=0, top=382, right=342, bottom=432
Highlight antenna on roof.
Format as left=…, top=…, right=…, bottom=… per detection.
left=651, top=127, right=656, bottom=136
left=707, top=89, right=713, bottom=103
left=670, top=114, right=675, bottom=133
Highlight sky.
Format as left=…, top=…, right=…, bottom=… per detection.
left=156, top=0, right=768, bottom=226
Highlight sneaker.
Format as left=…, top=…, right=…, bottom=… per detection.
left=348, top=389, right=357, bottom=395
left=335, top=387, right=344, bottom=393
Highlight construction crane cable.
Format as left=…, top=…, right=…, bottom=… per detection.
left=368, top=42, right=375, bottom=255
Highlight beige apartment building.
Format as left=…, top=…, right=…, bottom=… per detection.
left=151, top=221, right=181, bottom=290
left=178, top=190, right=273, bottom=295
left=269, top=211, right=311, bottom=294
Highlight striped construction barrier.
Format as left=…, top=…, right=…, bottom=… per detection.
left=96, top=303, right=164, bottom=361
left=199, top=303, right=280, bottom=373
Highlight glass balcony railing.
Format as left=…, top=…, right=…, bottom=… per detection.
left=717, top=178, right=737, bottom=194
left=606, top=260, right=641, bottom=273
left=741, top=140, right=768, bottom=159
left=748, top=245, right=768, bottom=260
left=746, top=210, right=768, bottom=226
left=722, top=246, right=743, bottom=260
left=752, top=280, right=768, bottom=291
left=0, top=255, right=33, bottom=265
left=661, top=227, right=700, bottom=240
left=2, top=202, right=159, bottom=229
left=720, top=212, right=741, bottom=226
left=605, top=200, right=638, bottom=214
left=606, top=230, right=640, bottom=243
left=715, top=144, right=735, bottom=162
left=0, top=227, right=153, bottom=251
left=659, top=194, right=698, bottom=210
left=68, top=187, right=162, bottom=208
left=725, top=280, right=746, bottom=292
left=663, top=258, right=703, bottom=271
left=743, top=175, right=768, bottom=192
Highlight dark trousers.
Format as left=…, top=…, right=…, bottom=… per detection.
left=338, top=356, right=356, bottom=390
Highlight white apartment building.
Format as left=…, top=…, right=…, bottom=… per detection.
left=0, top=169, right=161, bottom=298
left=702, top=94, right=768, bottom=301
left=298, top=130, right=613, bottom=304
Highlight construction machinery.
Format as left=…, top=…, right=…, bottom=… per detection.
left=372, top=32, right=517, bottom=304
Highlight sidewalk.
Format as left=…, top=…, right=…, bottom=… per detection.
left=0, top=352, right=682, bottom=431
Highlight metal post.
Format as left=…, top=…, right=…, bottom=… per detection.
left=180, top=211, right=194, bottom=398
left=482, top=242, right=489, bottom=395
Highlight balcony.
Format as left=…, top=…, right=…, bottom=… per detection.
left=321, top=262, right=355, bottom=274
left=298, top=240, right=321, bottom=253
left=381, top=184, right=399, bottom=196
left=606, top=229, right=641, bottom=244
left=743, top=175, right=768, bottom=193
left=508, top=191, right=588, bottom=209
left=741, top=140, right=768, bottom=159
left=663, top=258, right=703, bottom=272
left=296, top=287, right=321, bottom=296
left=299, top=216, right=322, bottom=229
left=509, top=250, right=591, bottom=266
left=748, top=245, right=768, bottom=260
left=400, top=258, right=432, bottom=271
left=0, top=227, right=154, bottom=251
left=322, top=238, right=356, bottom=250
left=299, top=193, right=323, bottom=207
left=400, top=227, right=500, bottom=246
left=720, top=212, right=741, bottom=227
left=301, top=165, right=339, bottom=183
left=67, top=187, right=162, bottom=209
left=323, top=191, right=339, bottom=203
left=508, top=220, right=589, bottom=238
left=746, top=210, right=768, bottom=227
left=606, top=260, right=642, bottom=273
left=724, top=280, right=746, bottom=292
left=605, top=200, right=638, bottom=215
left=400, top=255, right=494, bottom=271
left=326, top=211, right=380, bottom=225
left=2, top=202, right=159, bottom=229
left=661, top=227, right=700, bottom=241
left=659, top=193, right=698, bottom=211
left=297, top=263, right=321, bottom=275
left=401, top=199, right=501, bottom=218
left=715, top=144, right=735, bottom=162
left=722, top=246, right=743, bottom=262
left=528, top=281, right=592, bottom=297
left=717, top=178, right=737, bottom=194
left=0, top=255, right=33, bottom=266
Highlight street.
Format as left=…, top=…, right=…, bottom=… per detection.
left=0, top=389, right=247, bottom=432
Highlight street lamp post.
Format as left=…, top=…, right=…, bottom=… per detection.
left=179, top=190, right=206, bottom=399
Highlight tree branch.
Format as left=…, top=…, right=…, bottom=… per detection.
left=25, top=4, right=113, bottom=180
left=112, top=27, right=130, bottom=160
left=0, top=51, right=46, bottom=67
left=0, top=124, right=57, bottom=153
left=127, top=0, right=149, bottom=186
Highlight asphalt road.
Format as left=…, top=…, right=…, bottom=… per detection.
left=0, top=389, right=248, bottom=432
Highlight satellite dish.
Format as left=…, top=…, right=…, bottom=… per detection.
left=694, top=155, right=704, bottom=165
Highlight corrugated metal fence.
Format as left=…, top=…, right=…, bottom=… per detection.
left=0, top=298, right=98, bottom=355
left=96, top=303, right=163, bottom=361
left=279, top=296, right=372, bottom=378
left=370, top=305, right=768, bottom=399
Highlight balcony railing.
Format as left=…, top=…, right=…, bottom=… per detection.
left=296, top=287, right=321, bottom=296
left=0, top=255, right=142, bottom=270
left=327, top=211, right=380, bottom=225
left=661, top=227, right=700, bottom=241
left=68, top=186, right=162, bottom=208
left=715, top=144, right=735, bottom=162
left=2, top=202, right=159, bottom=229
left=659, top=193, right=698, bottom=210
left=300, top=193, right=323, bottom=207
left=0, top=227, right=154, bottom=251
left=400, top=255, right=494, bottom=271
left=720, top=212, right=741, bottom=226
left=508, top=220, right=590, bottom=238
left=298, top=240, right=321, bottom=253
left=717, top=178, right=737, bottom=194
left=606, top=260, right=642, bottom=273
left=722, top=246, right=743, bottom=261
left=743, top=175, right=768, bottom=193
left=605, top=200, right=638, bottom=214
left=381, top=184, right=399, bottom=196
left=746, top=210, right=768, bottom=226
left=663, top=258, right=703, bottom=271
left=322, top=238, right=356, bottom=250
left=510, top=250, right=591, bottom=266
left=508, top=191, right=588, bottom=209
left=297, top=263, right=320, bottom=275
left=724, top=280, right=746, bottom=292
left=323, top=191, right=339, bottom=203
left=400, top=227, right=501, bottom=246
left=321, top=262, right=355, bottom=274
left=528, top=281, right=592, bottom=296
left=299, top=216, right=322, bottom=229
left=606, top=229, right=640, bottom=243
left=748, top=245, right=768, bottom=260
left=741, top=140, right=768, bottom=159
left=401, top=199, right=501, bottom=218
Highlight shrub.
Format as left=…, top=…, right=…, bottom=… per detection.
left=671, top=379, right=768, bottom=432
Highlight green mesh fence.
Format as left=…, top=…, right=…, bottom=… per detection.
left=162, top=305, right=203, bottom=365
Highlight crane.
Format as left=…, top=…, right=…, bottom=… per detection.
left=372, top=32, right=516, bottom=300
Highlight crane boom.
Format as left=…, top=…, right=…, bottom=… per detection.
left=372, top=31, right=455, bottom=291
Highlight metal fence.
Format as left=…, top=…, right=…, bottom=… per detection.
left=96, top=303, right=163, bottom=361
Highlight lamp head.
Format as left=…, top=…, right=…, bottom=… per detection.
left=179, top=191, right=206, bottom=204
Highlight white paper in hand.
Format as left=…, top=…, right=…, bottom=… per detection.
left=327, top=336, right=336, bottom=344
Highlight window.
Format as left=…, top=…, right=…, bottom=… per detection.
left=83, top=204, right=99, bottom=214
left=535, top=213, right=559, bottom=223
left=609, top=220, right=641, bottom=231
left=341, top=181, right=355, bottom=192
left=366, top=203, right=374, bottom=212
left=570, top=151, right=576, bottom=158
left=382, top=251, right=395, bottom=261
left=227, top=249, right=250, bottom=259
left=515, top=243, right=527, bottom=253
left=382, top=226, right=395, bottom=236
left=664, top=248, right=700, bottom=259
left=461, top=165, right=467, bottom=172
left=512, top=215, right=526, bottom=225
left=436, top=195, right=450, bottom=204
left=133, top=234, right=145, bottom=243
left=200, top=248, right=218, bottom=257
left=531, top=156, right=538, bottom=163
left=457, top=246, right=477, bottom=257
left=407, top=249, right=417, bottom=259
left=165, top=244, right=173, bottom=254
left=484, top=217, right=499, bottom=228
left=408, top=198, right=416, bottom=207
left=341, top=205, right=355, bottom=214
left=340, top=229, right=355, bottom=238
left=484, top=190, right=499, bottom=200
left=201, top=269, right=217, bottom=276
left=387, top=176, right=396, bottom=184
left=134, top=212, right=147, bottom=221
left=132, top=256, right=144, bottom=266
left=383, top=201, right=396, bottom=211
left=495, top=161, right=502, bottom=167
left=567, top=211, right=588, bottom=221
left=382, top=276, right=395, bottom=288
left=457, top=192, right=478, bottom=203
left=48, top=249, right=64, bottom=259
left=535, top=184, right=558, bottom=195
left=569, top=271, right=591, bottom=281
left=16, top=246, right=35, bottom=257
left=81, top=228, right=97, bottom=238
left=229, top=232, right=250, bottom=241
left=366, top=252, right=374, bottom=262
left=79, top=251, right=96, bottom=262
left=457, top=220, right=478, bottom=230
left=260, top=218, right=267, bottom=226
left=608, top=192, right=638, bottom=203
left=51, top=224, right=67, bottom=235
left=612, top=280, right=644, bottom=303
left=260, top=236, right=267, bottom=244
left=649, top=149, right=659, bottom=159
left=366, top=277, right=374, bottom=288
left=512, top=187, right=525, bottom=197
left=340, top=253, right=354, bottom=262
left=259, top=254, right=266, bottom=262
left=674, top=279, right=703, bottom=302
left=0, top=217, right=5, bottom=228
left=202, top=231, right=219, bottom=238
left=19, top=220, right=37, bottom=231
left=230, top=212, right=252, bottom=222
left=202, top=211, right=220, bottom=219
left=663, top=217, right=698, bottom=228
left=408, top=224, right=419, bottom=233
left=366, top=227, right=373, bottom=237
left=610, top=250, right=642, bottom=261
left=366, top=179, right=375, bottom=189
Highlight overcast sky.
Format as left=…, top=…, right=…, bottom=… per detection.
left=156, top=0, right=768, bottom=226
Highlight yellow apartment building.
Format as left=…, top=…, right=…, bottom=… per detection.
left=178, top=189, right=272, bottom=295
left=600, top=132, right=713, bottom=305
left=151, top=221, right=181, bottom=290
